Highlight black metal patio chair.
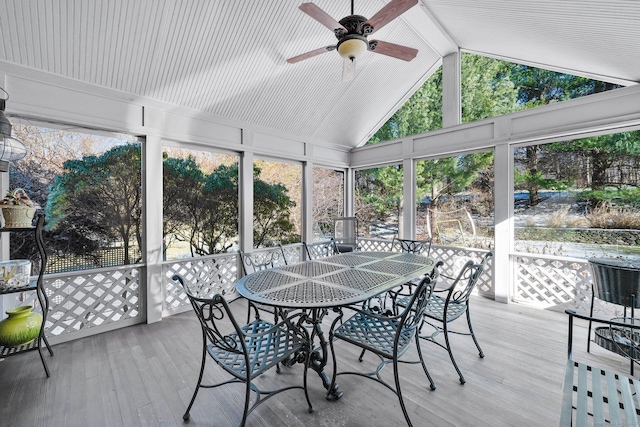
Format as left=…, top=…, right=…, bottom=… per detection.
left=303, top=238, right=338, bottom=260
left=327, top=274, right=437, bottom=427
left=398, top=251, right=492, bottom=384
left=238, top=246, right=288, bottom=323
left=386, top=237, right=434, bottom=308
left=173, top=274, right=313, bottom=427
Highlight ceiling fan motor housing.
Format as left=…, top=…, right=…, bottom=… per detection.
left=336, top=15, right=373, bottom=60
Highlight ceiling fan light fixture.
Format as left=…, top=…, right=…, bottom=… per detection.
left=337, top=36, right=368, bottom=60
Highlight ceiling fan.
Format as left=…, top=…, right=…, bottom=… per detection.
left=287, top=0, right=419, bottom=81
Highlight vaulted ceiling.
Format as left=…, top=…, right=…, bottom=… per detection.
left=1, top=0, right=638, bottom=150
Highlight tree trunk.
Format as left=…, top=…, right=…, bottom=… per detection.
left=591, top=154, right=608, bottom=191
left=526, top=145, right=541, bottom=206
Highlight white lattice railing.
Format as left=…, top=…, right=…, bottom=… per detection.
left=38, top=264, right=145, bottom=344
left=513, top=253, right=623, bottom=316
left=358, top=238, right=495, bottom=298
left=23, top=241, right=621, bottom=345
left=162, top=253, right=240, bottom=315
left=161, top=244, right=306, bottom=315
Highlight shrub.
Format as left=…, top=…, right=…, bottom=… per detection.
left=586, top=203, right=640, bottom=229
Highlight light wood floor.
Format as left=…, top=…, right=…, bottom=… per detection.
left=0, top=296, right=635, bottom=427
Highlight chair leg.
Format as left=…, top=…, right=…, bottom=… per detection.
left=466, top=309, right=484, bottom=358
left=240, top=377, right=251, bottom=427
left=393, top=353, right=414, bottom=427
left=415, top=334, right=436, bottom=390
left=303, top=343, right=314, bottom=413
left=443, top=322, right=466, bottom=384
left=184, top=344, right=207, bottom=421
left=358, top=348, right=366, bottom=362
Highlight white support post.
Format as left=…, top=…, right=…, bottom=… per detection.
left=143, top=135, right=164, bottom=323
left=239, top=130, right=254, bottom=251
left=345, top=167, right=354, bottom=217
left=302, top=160, right=314, bottom=245
left=493, top=143, right=514, bottom=303
left=402, top=140, right=416, bottom=239
left=442, top=51, right=461, bottom=128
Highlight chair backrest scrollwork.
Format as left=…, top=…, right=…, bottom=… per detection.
left=172, top=274, right=245, bottom=355
left=448, top=252, right=493, bottom=305
left=392, top=237, right=432, bottom=257
left=239, top=245, right=288, bottom=275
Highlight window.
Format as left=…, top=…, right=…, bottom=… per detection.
left=416, top=151, right=494, bottom=249
left=513, top=131, right=640, bottom=261
left=9, top=124, right=141, bottom=273
left=355, top=165, right=403, bottom=239
left=366, top=68, right=442, bottom=144
left=312, top=167, right=344, bottom=241
left=461, top=52, right=621, bottom=122
left=162, top=147, right=239, bottom=260
left=253, top=159, right=301, bottom=248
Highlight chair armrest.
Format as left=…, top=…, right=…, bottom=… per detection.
left=565, top=309, right=640, bottom=330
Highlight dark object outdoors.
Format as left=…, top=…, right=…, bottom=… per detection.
left=587, top=258, right=640, bottom=375
left=333, top=216, right=358, bottom=253
left=397, top=251, right=493, bottom=384
left=562, top=310, right=640, bottom=427
left=328, top=274, right=437, bottom=427
left=172, top=274, right=313, bottom=427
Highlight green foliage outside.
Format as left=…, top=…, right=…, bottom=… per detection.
left=359, top=52, right=638, bottom=235
left=46, top=144, right=142, bottom=264
left=43, top=145, right=299, bottom=264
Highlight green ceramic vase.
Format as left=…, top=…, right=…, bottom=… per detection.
left=0, top=305, right=42, bottom=347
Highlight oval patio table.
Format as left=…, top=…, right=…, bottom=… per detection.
left=236, top=251, right=436, bottom=400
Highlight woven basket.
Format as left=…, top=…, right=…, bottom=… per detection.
left=1, top=205, right=37, bottom=228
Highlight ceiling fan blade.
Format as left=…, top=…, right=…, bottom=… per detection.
left=369, top=40, right=418, bottom=61
left=287, top=45, right=335, bottom=63
left=299, top=3, right=347, bottom=33
left=365, top=0, right=418, bottom=34
left=342, top=58, right=355, bottom=82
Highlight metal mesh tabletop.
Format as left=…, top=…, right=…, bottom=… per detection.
left=236, top=251, right=435, bottom=308
left=278, top=261, right=344, bottom=277
left=243, top=270, right=300, bottom=293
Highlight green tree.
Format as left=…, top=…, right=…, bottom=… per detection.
left=508, top=65, right=620, bottom=205
left=549, top=132, right=640, bottom=195
left=368, top=68, right=443, bottom=144
left=46, top=144, right=142, bottom=264
left=253, top=166, right=297, bottom=247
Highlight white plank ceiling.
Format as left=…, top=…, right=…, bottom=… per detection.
left=0, top=0, right=638, bottom=149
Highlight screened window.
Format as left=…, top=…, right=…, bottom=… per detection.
left=416, top=151, right=494, bottom=249
left=355, top=165, right=403, bottom=239
left=253, top=159, right=301, bottom=248
left=312, top=167, right=344, bottom=241
left=9, top=123, right=141, bottom=273
left=513, top=131, right=640, bottom=261
left=162, top=147, right=239, bottom=260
